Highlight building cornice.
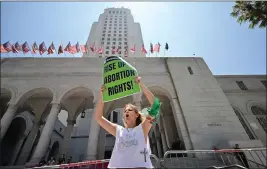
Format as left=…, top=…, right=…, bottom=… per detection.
left=1, top=72, right=169, bottom=78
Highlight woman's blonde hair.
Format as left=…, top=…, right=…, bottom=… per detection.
left=123, top=103, right=145, bottom=127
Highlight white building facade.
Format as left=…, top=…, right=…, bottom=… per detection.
left=83, top=7, right=145, bottom=58
left=0, top=57, right=266, bottom=166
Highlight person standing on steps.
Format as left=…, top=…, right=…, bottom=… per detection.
left=94, top=76, right=161, bottom=169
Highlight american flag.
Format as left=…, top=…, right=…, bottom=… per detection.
left=39, top=42, right=47, bottom=55
left=98, top=46, right=103, bottom=54
left=153, top=43, right=161, bottom=53
left=116, top=46, right=120, bottom=54
left=3, top=41, right=12, bottom=52
left=47, top=42, right=56, bottom=55
left=69, top=45, right=77, bottom=54
left=90, top=42, right=95, bottom=52
left=112, top=47, right=115, bottom=54
left=22, top=42, right=31, bottom=54
left=130, top=45, right=136, bottom=53
left=81, top=45, right=87, bottom=53
left=150, top=43, right=153, bottom=54
left=141, top=44, right=147, bottom=54
left=58, top=44, right=64, bottom=55
left=15, top=42, right=22, bottom=51
left=76, top=42, right=80, bottom=53
left=64, top=42, right=71, bottom=52
left=32, top=42, right=38, bottom=54
left=11, top=44, right=19, bottom=53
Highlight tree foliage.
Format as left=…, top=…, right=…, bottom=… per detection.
left=231, top=1, right=267, bottom=29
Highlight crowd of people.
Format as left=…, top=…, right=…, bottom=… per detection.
left=38, top=154, right=72, bottom=167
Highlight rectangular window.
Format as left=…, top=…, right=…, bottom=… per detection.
left=124, top=42, right=127, bottom=45
left=105, top=21, right=107, bottom=23
left=103, top=31, right=106, bottom=33
left=106, top=46, right=110, bottom=49
left=107, top=42, right=110, bottom=45
left=119, top=51, right=121, bottom=54
left=114, top=34, right=116, bottom=37
left=119, top=42, right=122, bottom=45
left=113, top=42, right=116, bottom=45
left=261, top=80, right=267, bottom=88
left=119, top=38, right=122, bottom=41
left=106, top=51, right=109, bottom=54
left=113, top=111, right=118, bottom=123
left=110, top=21, right=112, bottom=23
left=101, top=42, right=104, bottom=45
left=102, top=34, right=105, bottom=36
left=113, top=38, right=116, bottom=41
left=99, top=55, right=102, bottom=58
left=124, top=34, right=127, bottom=37
left=115, top=21, right=117, bottom=23
left=124, top=38, right=127, bottom=41
left=102, top=38, right=105, bottom=41
left=108, top=31, right=111, bottom=33
left=104, top=24, right=107, bottom=26
left=119, top=34, right=122, bottom=37
left=108, top=34, right=111, bottom=37
left=236, top=81, right=248, bottom=90
left=188, top=66, right=193, bottom=75
left=104, top=27, right=106, bottom=30
left=107, top=38, right=110, bottom=41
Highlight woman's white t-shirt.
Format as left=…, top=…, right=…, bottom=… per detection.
left=107, top=124, right=154, bottom=168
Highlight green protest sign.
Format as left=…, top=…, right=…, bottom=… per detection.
left=102, top=56, right=141, bottom=102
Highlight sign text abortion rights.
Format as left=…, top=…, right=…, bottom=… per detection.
left=102, top=56, right=141, bottom=102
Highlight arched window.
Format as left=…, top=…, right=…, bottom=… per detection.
left=251, top=106, right=267, bottom=133
left=233, top=107, right=255, bottom=140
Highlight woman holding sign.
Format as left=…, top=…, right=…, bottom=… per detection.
left=94, top=76, right=161, bottom=169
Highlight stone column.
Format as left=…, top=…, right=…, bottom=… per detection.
left=61, top=119, right=76, bottom=157
left=1, top=104, right=18, bottom=140
left=84, top=109, right=100, bottom=160
left=160, top=128, right=168, bottom=153
left=26, top=103, right=61, bottom=166
left=16, top=122, right=41, bottom=165
left=9, top=135, right=26, bottom=165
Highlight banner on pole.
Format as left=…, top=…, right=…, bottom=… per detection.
left=102, top=56, right=141, bottom=102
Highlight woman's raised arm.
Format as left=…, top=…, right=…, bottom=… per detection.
left=94, top=85, right=118, bottom=136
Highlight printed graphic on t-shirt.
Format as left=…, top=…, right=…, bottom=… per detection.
left=117, top=132, right=139, bottom=152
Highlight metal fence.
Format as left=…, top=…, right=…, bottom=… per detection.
left=163, top=148, right=266, bottom=169
left=28, top=154, right=160, bottom=169
left=26, top=148, right=266, bottom=169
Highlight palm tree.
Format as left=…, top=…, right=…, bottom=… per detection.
left=231, top=1, right=267, bottom=29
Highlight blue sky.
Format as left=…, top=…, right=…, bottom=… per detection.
left=1, top=2, right=266, bottom=75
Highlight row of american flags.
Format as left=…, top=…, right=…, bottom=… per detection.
left=0, top=41, right=169, bottom=56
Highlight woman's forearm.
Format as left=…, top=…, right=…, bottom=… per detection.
left=94, top=94, right=104, bottom=120
left=140, top=82, right=155, bottom=106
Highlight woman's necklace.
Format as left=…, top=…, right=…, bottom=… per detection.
left=126, top=128, right=134, bottom=132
